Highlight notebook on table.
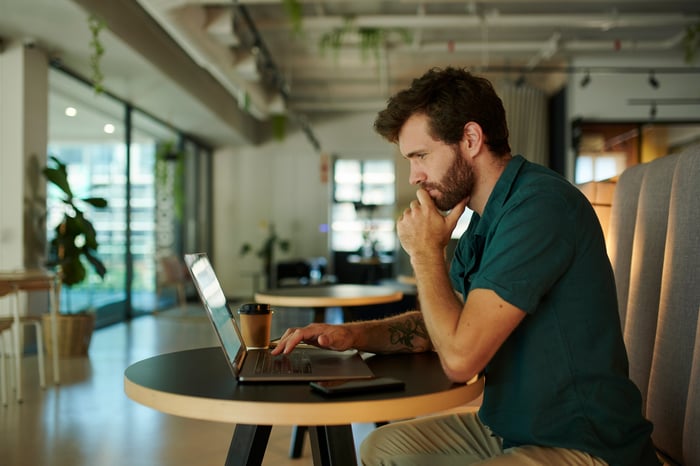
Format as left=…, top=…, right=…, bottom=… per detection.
left=184, top=253, right=375, bottom=382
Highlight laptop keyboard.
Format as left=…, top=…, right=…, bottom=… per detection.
left=254, top=351, right=313, bottom=375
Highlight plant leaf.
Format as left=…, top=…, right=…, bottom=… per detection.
left=61, top=255, right=87, bottom=286
left=82, top=197, right=108, bottom=208
left=83, top=249, right=107, bottom=278
left=44, top=156, right=73, bottom=198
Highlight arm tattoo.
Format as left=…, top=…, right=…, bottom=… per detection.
left=388, top=315, right=430, bottom=350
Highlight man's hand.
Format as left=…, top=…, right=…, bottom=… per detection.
left=397, top=189, right=467, bottom=262
left=271, top=323, right=355, bottom=355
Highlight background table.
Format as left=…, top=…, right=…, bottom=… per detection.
left=124, top=347, right=484, bottom=466
left=255, top=284, right=404, bottom=322
left=0, top=269, right=61, bottom=401
left=255, top=283, right=407, bottom=457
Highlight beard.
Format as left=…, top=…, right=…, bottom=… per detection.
left=420, top=146, right=475, bottom=211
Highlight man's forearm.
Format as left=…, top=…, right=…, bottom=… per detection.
left=347, top=310, right=433, bottom=354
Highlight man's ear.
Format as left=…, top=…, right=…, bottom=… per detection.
left=461, top=122, right=484, bottom=158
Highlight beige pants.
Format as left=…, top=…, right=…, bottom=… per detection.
left=360, top=411, right=608, bottom=466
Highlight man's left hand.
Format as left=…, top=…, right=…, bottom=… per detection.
left=397, top=189, right=466, bottom=263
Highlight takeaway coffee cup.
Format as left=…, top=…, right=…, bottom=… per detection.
left=237, top=303, right=273, bottom=349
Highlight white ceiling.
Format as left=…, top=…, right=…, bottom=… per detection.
left=2, top=0, right=699, bottom=148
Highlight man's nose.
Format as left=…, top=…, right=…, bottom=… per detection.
left=409, top=167, right=425, bottom=185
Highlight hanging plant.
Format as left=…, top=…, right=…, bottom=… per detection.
left=683, top=21, right=700, bottom=64
left=87, top=14, right=106, bottom=95
left=319, top=16, right=412, bottom=63
left=155, top=141, right=185, bottom=221
left=282, top=0, right=304, bottom=37
left=271, top=114, right=287, bottom=141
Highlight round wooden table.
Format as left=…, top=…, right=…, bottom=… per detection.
left=254, top=284, right=404, bottom=322
left=124, top=346, right=484, bottom=466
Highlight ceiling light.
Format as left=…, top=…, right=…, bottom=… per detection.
left=580, top=70, right=591, bottom=88
left=103, top=123, right=115, bottom=134
left=648, top=70, right=659, bottom=89
left=64, top=106, right=77, bottom=117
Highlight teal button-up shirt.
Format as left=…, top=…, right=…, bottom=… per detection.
left=449, top=155, right=659, bottom=466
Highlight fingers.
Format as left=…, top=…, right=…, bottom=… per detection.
left=270, top=324, right=339, bottom=355
left=415, top=188, right=434, bottom=206
left=398, top=189, right=434, bottom=223
left=270, top=327, right=306, bottom=355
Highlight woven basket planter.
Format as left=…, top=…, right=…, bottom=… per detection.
left=42, top=312, right=95, bottom=357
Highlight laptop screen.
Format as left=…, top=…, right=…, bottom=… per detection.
left=185, top=253, right=245, bottom=372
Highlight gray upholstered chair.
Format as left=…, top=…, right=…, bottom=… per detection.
left=606, top=162, right=647, bottom=330
left=624, top=153, right=679, bottom=407
left=608, top=145, right=700, bottom=465
left=644, top=148, right=700, bottom=464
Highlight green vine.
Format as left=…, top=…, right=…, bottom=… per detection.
left=271, top=114, right=287, bottom=141
left=319, top=16, right=412, bottom=63
left=155, top=141, right=185, bottom=221
left=282, top=0, right=304, bottom=37
left=683, top=22, right=700, bottom=64
left=88, top=14, right=106, bottom=95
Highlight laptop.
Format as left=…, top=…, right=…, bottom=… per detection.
left=184, top=253, right=375, bottom=382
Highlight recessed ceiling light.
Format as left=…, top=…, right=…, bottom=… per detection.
left=103, top=123, right=115, bottom=134
left=65, top=106, right=77, bottom=117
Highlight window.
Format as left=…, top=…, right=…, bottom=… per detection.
left=331, top=158, right=395, bottom=254
left=575, top=152, right=627, bottom=184
left=573, top=122, right=700, bottom=185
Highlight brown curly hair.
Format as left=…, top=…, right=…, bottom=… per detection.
left=374, top=67, right=511, bottom=156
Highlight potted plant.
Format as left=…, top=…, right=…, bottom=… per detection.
left=240, top=221, right=290, bottom=290
left=41, top=156, right=108, bottom=357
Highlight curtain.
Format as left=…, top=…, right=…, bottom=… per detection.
left=497, top=82, right=549, bottom=167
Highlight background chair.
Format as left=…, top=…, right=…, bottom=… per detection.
left=158, top=255, right=192, bottom=307
left=0, top=318, right=12, bottom=406
left=0, top=282, right=46, bottom=403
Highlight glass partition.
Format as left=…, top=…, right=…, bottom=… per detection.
left=48, top=74, right=128, bottom=320
left=47, top=67, right=211, bottom=325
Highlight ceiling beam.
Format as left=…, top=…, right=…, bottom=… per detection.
left=70, top=0, right=267, bottom=145
left=252, top=13, right=699, bottom=31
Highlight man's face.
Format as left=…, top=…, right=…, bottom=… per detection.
left=398, top=114, right=474, bottom=211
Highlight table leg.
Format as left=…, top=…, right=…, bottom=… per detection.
left=312, top=307, right=325, bottom=323
left=226, top=424, right=271, bottom=466
left=309, top=424, right=356, bottom=466
left=289, top=425, right=307, bottom=458
left=11, top=286, right=23, bottom=402
left=50, top=279, right=60, bottom=384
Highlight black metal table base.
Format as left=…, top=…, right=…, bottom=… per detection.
left=226, top=424, right=272, bottom=465
left=289, top=425, right=308, bottom=458
left=309, top=425, right=356, bottom=466
left=227, top=423, right=356, bottom=466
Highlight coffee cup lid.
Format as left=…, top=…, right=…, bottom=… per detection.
left=238, top=303, right=272, bottom=314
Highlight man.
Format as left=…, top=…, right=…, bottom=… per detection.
left=272, top=67, right=659, bottom=465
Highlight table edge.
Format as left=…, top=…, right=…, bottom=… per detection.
left=124, top=375, right=484, bottom=426
left=254, top=290, right=404, bottom=308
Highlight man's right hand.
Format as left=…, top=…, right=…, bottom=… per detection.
left=270, top=323, right=355, bottom=355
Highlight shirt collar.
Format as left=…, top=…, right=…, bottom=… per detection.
left=477, top=155, right=526, bottom=231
